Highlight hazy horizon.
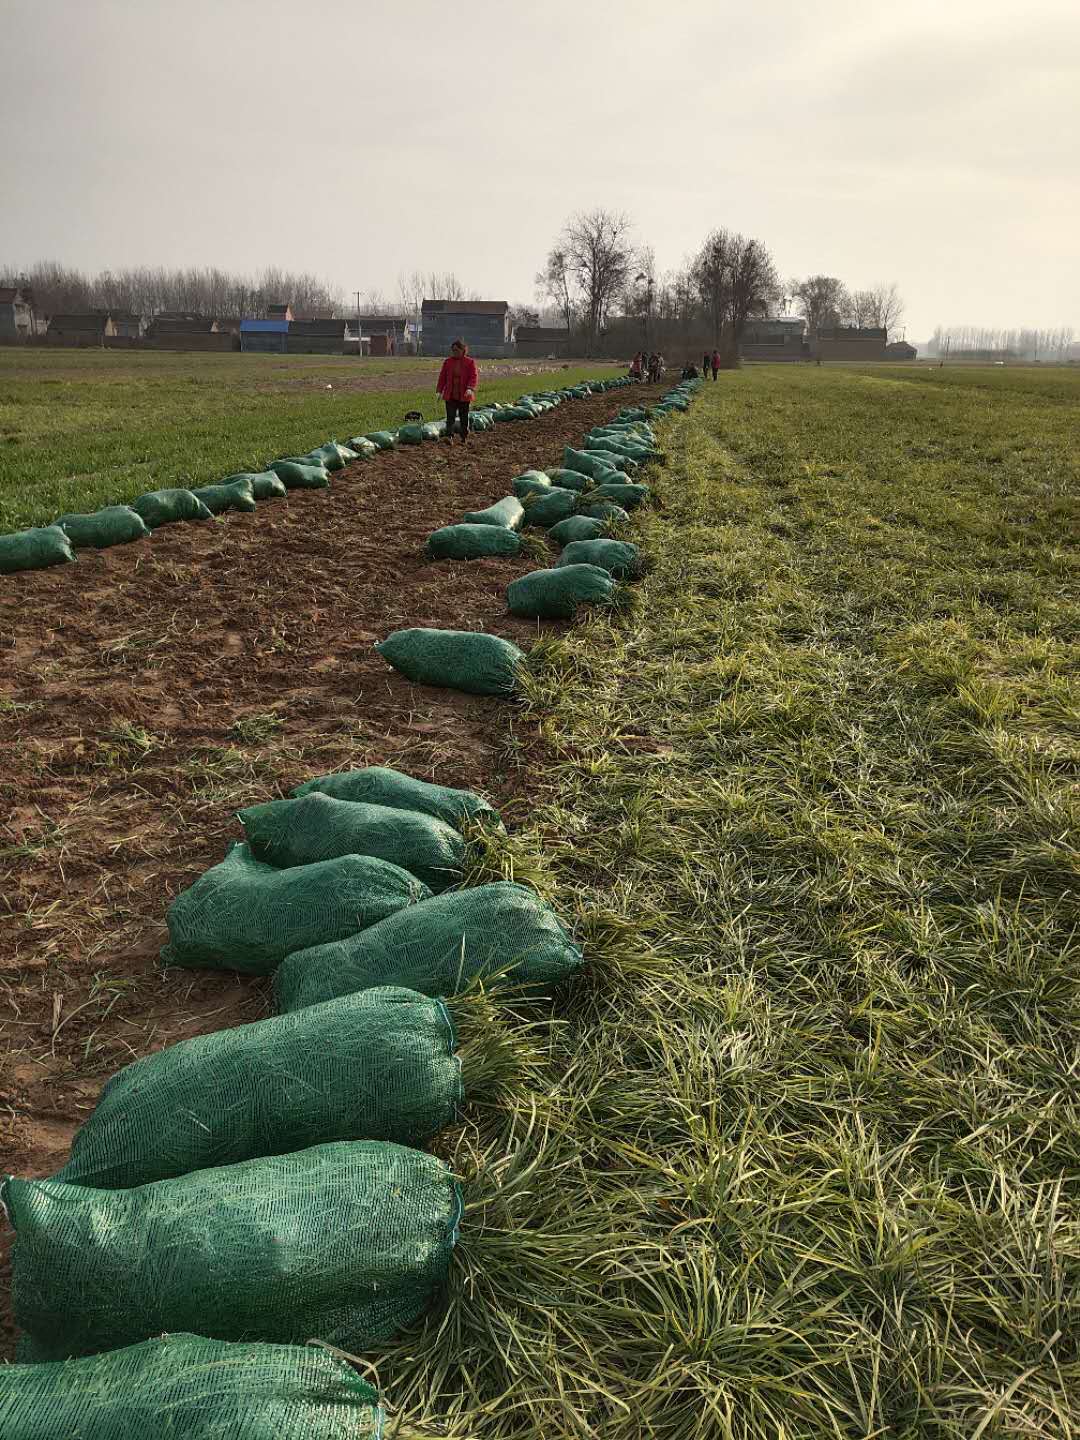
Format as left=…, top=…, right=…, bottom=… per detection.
left=2, top=0, right=1078, bottom=344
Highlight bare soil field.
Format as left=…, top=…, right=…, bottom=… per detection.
left=0, top=384, right=663, bottom=1354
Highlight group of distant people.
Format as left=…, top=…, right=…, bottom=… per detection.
left=629, top=350, right=665, bottom=384
left=682, top=350, right=722, bottom=381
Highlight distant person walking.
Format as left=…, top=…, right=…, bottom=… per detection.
left=703, top=352, right=711, bottom=378
left=436, top=338, right=478, bottom=444
left=629, top=351, right=643, bottom=381
left=710, top=349, right=721, bottom=379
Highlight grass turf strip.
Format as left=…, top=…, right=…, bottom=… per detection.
left=377, top=366, right=1079, bottom=1439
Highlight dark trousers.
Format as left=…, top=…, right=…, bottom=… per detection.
left=711, top=364, right=719, bottom=379
left=444, top=399, right=470, bottom=438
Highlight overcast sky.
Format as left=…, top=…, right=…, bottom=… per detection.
left=2, top=0, right=1078, bottom=341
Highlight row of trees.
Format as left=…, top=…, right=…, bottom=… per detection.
left=788, top=276, right=904, bottom=336
left=924, top=326, right=1075, bottom=361
left=536, top=211, right=783, bottom=357
left=0, top=261, right=344, bottom=320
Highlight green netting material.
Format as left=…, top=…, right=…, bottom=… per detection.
left=562, top=447, right=622, bottom=482
left=579, top=500, right=630, bottom=524
left=306, top=442, right=351, bottom=472
left=7, top=1140, right=461, bottom=1361
left=344, top=436, right=379, bottom=459
left=588, top=481, right=650, bottom=509
left=522, top=488, right=578, bottom=528
left=377, top=627, right=524, bottom=697
left=506, top=564, right=614, bottom=619
left=276, top=881, right=583, bottom=1011
left=131, top=489, right=214, bottom=529
left=57, top=986, right=461, bottom=1188
left=268, top=460, right=331, bottom=489
left=548, top=515, right=606, bottom=546
left=545, top=468, right=592, bottom=492
left=0, top=1333, right=382, bottom=1440
left=191, top=477, right=258, bottom=514
left=461, top=496, right=525, bottom=530
left=293, top=765, right=502, bottom=831
left=559, top=537, right=644, bottom=579
left=56, top=507, right=150, bottom=548
left=364, top=430, right=397, bottom=450
left=422, top=421, right=444, bottom=440
left=0, top=526, right=75, bottom=575
left=511, top=473, right=553, bottom=500
left=163, top=842, right=430, bottom=975
left=428, top=523, right=523, bottom=561
left=397, top=424, right=425, bottom=444
left=240, top=470, right=289, bottom=500
left=579, top=447, right=639, bottom=475
left=240, top=793, right=466, bottom=891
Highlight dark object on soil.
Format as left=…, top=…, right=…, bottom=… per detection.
left=57, top=507, right=150, bottom=548
left=461, top=496, right=525, bottom=530
left=191, top=477, right=258, bottom=515
left=558, top=538, right=644, bottom=579
left=548, top=515, right=606, bottom=546
left=507, top=563, right=614, bottom=619
left=267, top=460, right=331, bottom=489
left=56, top=986, right=461, bottom=1188
left=522, top=488, right=578, bottom=528
left=587, top=481, right=650, bottom=510
left=276, top=882, right=583, bottom=1011
left=131, top=489, right=214, bottom=529
left=377, top=627, right=525, bottom=697
left=240, top=793, right=466, bottom=892
left=6, top=1141, right=461, bottom=1361
left=0, top=1333, right=382, bottom=1440
left=427, top=523, right=523, bottom=561
left=0, top=525, right=76, bottom=575
left=293, top=765, right=503, bottom=831
left=162, top=842, right=430, bottom=974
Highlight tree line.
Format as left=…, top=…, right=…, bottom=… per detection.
left=925, top=326, right=1075, bottom=361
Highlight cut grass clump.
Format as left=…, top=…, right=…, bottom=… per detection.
left=377, top=366, right=1080, bottom=1439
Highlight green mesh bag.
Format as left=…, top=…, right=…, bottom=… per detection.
left=364, top=430, right=397, bottom=450
left=240, top=793, right=466, bottom=892
left=522, top=488, right=577, bottom=527
left=422, top=421, right=444, bottom=440
left=7, top=1140, right=461, bottom=1362
left=588, top=481, right=650, bottom=509
left=56, top=987, right=461, bottom=1188
left=306, top=442, right=352, bottom=471
left=545, top=468, right=592, bottom=492
left=548, top=515, right=606, bottom=546
left=0, top=526, right=75, bottom=575
left=507, top=563, right=614, bottom=619
left=345, top=436, right=379, bottom=459
left=0, top=1333, right=382, bottom=1440
left=276, top=882, right=583, bottom=1011
left=468, top=411, right=494, bottom=431
left=268, top=459, right=331, bottom=489
left=377, top=627, right=524, bottom=697
left=511, top=472, right=552, bottom=499
left=562, top=447, right=621, bottom=482
left=579, top=447, right=639, bottom=475
left=293, top=764, right=502, bottom=831
left=559, top=537, right=643, bottom=579
left=428, top=523, right=523, bottom=560
left=240, top=470, right=289, bottom=500
left=579, top=500, right=630, bottom=524
left=397, top=423, right=425, bottom=444
left=131, top=489, right=213, bottom=529
left=163, top=842, right=430, bottom=974
left=191, top=477, right=258, bottom=514
left=461, top=496, right=524, bottom=530
left=57, top=506, right=150, bottom=548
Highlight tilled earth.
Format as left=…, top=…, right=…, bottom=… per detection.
left=0, top=385, right=663, bottom=1352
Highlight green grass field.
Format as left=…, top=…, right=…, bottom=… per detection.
left=378, top=366, right=1080, bottom=1438
left=0, top=349, right=621, bottom=531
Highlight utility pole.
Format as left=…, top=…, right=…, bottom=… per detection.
left=355, top=291, right=361, bottom=356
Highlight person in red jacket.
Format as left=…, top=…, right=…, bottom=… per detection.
left=436, top=338, right=478, bottom=444
left=710, top=348, right=721, bottom=379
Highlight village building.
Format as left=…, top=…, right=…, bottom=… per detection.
left=421, top=300, right=511, bottom=358
left=45, top=312, right=116, bottom=346
left=514, top=325, right=572, bottom=358
left=0, top=286, right=38, bottom=342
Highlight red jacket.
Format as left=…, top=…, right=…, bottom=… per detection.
left=437, top=354, right=478, bottom=403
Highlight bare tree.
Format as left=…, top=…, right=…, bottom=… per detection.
left=864, top=282, right=904, bottom=335
left=692, top=229, right=778, bottom=354
left=535, top=247, right=576, bottom=333
left=791, top=275, right=849, bottom=335
left=426, top=271, right=466, bottom=302
left=559, top=209, right=634, bottom=354
left=692, top=229, right=734, bottom=346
